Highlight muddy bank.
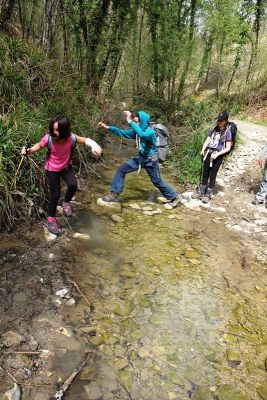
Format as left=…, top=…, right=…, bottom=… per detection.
left=0, top=141, right=267, bottom=400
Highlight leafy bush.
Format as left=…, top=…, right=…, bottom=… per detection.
left=0, top=33, right=101, bottom=231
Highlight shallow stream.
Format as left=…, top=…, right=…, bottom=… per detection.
left=1, top=147, right=267, bottom=400
left=62, top=157, right=267, bottom=400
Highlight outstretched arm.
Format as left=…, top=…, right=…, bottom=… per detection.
left=98, top=121, right=134, bottom=139
left=76, top=135, right=102, bottom=158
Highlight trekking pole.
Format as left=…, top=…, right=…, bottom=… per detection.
left=12, top=142, right=31, bottom=189
left=199, top=154, right=204, bottom=185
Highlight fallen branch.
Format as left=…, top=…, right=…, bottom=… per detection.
left=52, top=354, right=89, bottom=399
left=3, top=351, right=43, bottom=355
left=69, top=279, right=91, bottom=307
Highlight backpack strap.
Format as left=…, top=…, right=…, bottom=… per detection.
left=45, top=133, right=77, bottom=167
left=70, top=132, right=77, bottom=148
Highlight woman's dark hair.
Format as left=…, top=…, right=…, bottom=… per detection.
left=49, top=115, right=71, bottom=139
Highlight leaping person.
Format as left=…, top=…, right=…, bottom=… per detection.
left=98, top=110, right=181, bottom=208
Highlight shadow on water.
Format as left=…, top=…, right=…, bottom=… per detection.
left=62, top=159, right=267, bottom=400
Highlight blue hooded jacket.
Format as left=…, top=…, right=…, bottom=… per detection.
left=108, top=111, right=157, bottom=161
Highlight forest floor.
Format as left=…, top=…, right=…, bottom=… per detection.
left=0, top=120, right=267, bottom=400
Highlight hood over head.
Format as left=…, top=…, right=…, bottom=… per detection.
left=136, top=111, right=151, bottom=130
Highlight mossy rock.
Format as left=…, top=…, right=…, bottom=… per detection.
left=256, top=344, right=267, bottom=354
left=168, top=370, right=180, bottom=385
left=117, top=370, right=133, bottom=391
left=257, top=385, right=267, bottom=400
left=149, top=312, right=164, bottom=325
left=226, top=349, right=241, bottom=363
left=216, top=385, right=249, bottom=400
left=112, top=301, right=134, bottom=316
left=193, top=386, right=213, bottom=400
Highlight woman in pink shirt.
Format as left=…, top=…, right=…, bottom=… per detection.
left=21, top=115, right=102, bottom=235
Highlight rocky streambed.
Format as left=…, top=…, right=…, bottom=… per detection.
left=0, top=142, right=267, bottom=400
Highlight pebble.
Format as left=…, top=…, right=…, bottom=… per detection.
left=73, top=232, right=91, bottom=240
left=128, top=203, right=142, bottom=210
left=2, top=331, right=24, bottom=347
left=44, top=228, right=57, bottom=242
left=111, top=214, right=125, bottom=223
left=97, top=197, right=121, bottom=210
left=66, top=298, right=76, bottom=306
left=55, top=288, right=69, bottom=298
left=4, top=383, right=21, bottom=400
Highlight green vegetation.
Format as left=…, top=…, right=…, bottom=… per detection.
left=1, top=0, right=267, bottom=229
left=0, top=33, right=102, bottom=230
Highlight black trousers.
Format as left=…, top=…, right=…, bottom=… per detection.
left=201, top=153, right=224, bottom=189
left=46, top=167, right=77, bottom=217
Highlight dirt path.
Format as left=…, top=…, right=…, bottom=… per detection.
left=217, top=119, right=267, bottom=239
left=182, top=119, right=267, bottom=263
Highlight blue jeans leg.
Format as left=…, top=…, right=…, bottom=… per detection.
left=145, top=161, right=177, bottom=200
left=111, top=159, right=139, bottom=194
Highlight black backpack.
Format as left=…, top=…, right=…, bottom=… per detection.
left=229, top=122, right=237, bottom=154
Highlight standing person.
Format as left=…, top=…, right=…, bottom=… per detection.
left=252, top=143, right=267, bottom=207
left=98, top=110, right=181, bottom=208
left=21, top=115, right=102, bottom=235
left=192, top=111, right=234, bottom=203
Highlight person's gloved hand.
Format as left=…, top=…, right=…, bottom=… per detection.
left=85, top=138, right=102, bottom=158
left=21, top=146, right=27, bottom=155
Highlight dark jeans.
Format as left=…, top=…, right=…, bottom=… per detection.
left=111, top=157, right=177, bottom=200
left=201, top=153, right=224, bottom=189
left=46, top=167, right=77, bottom=217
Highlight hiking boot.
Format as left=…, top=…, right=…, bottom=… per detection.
left=102, top=193, right=121, bottom=203
left=168, top=194, right=182, bottom=209
left=202, top=188, right=213, bottom=204
left=45, top=220, right=60, bottom=235
left=62, top=201, right=72, bottom=217
left=252, top=199, right=263, bottom=206
left=192, top=184, right=207, bottom=200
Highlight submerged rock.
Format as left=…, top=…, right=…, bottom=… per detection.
left=84, top=382, right=103, bottom=400
left=193, top=386, right=213, bottom=400
left=216, top=385, right=248, bottom=400
left=117, top=369, right=133, bottom=391
left=113, top=358, right=128, bottom=370
left=226, top=349, right=241, bottom=366
left=257, top=385, right=267, bottom=400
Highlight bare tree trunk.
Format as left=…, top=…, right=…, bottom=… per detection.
left=59, top=0, right=68, bottom=65
left=0, top=0, right=16, bottom=31
left=195, top=32, right=213, bottom=92
left=42, top=0, right=59, bottom=56
left=176, top=0, right=197, bottom=105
